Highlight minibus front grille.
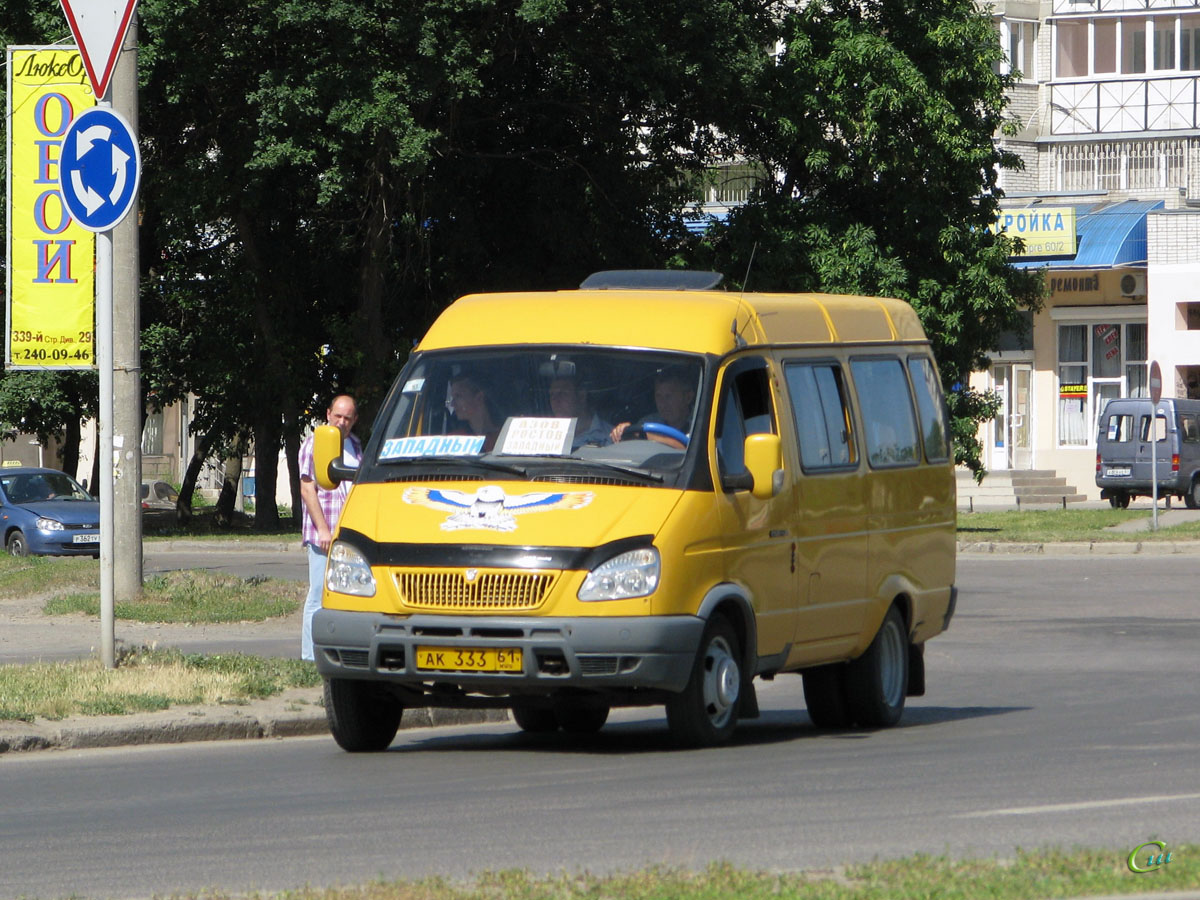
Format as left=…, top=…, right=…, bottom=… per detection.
left=393, top=569, right=557, bottom=611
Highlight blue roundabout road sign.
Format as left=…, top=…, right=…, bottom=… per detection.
left=57, top=106, right=140, bottom=233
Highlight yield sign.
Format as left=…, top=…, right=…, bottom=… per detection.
left=58, top=0, right=140, bottom=100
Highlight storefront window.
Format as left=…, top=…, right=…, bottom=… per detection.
left=1058, top=321, right=1148, bottom=446
left=1058, top=325, right=1088, bottom=445
left=1125, top=323, right=1148, bottom=397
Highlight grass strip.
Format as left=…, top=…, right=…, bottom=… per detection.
left=127, top=851, right=1198, bottom=900
left=958, top=507, right=1200, bottom=542
left=0, top=554, right=96, bottom=599
left=40, top=569, right=302, bottom=623
left=0, top=647, right=320, bottom=722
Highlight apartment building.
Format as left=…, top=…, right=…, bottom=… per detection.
left=986, top=0, right=1200, bottom=498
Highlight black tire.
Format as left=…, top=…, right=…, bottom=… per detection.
left=1109, top=492, right=1131, bottom=509
left=842, top=606, right=909, bottom=728
left=666, top=614, right=742, bottom=747
left=511, top=705, right=558, bottom=733
left=555, top=704, right=609, bottom=734
left=1186, top=479, right=1200, bottom=510
left=6, top=531, right=29, bottom=557
left=802, top=663, right=852, bottom=728
left=324, top=678, right=402, bottom=752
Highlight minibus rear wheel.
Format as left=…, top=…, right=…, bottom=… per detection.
left=666, top=614, right=741, bottom=746
left=512, top=705, right=558, bottom=733
left=802, top=663, right=851, bottom=728
left=843, top=605, right=908, bottom=728
left=556, top=704, right=609, bottom=734
left=324, top=678, right=403, bottom=752
left=1108, top=491, right=1131, bottom=509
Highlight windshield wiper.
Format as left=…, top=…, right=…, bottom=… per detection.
left=561, top=458, right=665, bottom=483
left=380, top=455, right=529, bottom=478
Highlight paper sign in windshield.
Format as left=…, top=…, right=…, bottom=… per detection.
left=380, top=435, right=485, bottom=459
left=498, top=417, right=574, bottom=456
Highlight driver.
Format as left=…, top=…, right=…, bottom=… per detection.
left=610, top=367, right=696, bottom=445
left=549, top=374, right=612, bottom=448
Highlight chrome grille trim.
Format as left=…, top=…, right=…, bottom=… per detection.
left=393, top=570, right=556, bottom=611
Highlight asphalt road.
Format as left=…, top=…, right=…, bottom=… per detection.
left=1, top=554, right=1198, bottom=898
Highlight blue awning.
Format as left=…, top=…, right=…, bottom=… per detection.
left=1011, top=199, right=1164, bottom=269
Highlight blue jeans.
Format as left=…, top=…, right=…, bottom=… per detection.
left=302, top=543, right=327, bottom=661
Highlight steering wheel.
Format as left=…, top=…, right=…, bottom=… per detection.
left=620, top=421, right=688, bottom=449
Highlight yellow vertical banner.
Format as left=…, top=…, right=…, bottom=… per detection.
left=6, top=46, right=97, bottom=369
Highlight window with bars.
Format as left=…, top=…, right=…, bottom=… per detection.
left=1054, top=140, right=1187, bottom=191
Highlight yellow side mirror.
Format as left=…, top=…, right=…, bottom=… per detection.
left=744, top=433, right=783, bottom=500
left=313, top=424, right=344, bottom=491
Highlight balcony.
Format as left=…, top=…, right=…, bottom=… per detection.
left=1050, top=77, right=1200, bottom=135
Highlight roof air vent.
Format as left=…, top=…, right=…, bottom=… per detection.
left=580, top=270, right=724, bottom=291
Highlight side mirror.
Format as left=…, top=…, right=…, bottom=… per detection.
left=313, top=424, right=357, bottom=490
left=744, top=433, right=784, bottom=500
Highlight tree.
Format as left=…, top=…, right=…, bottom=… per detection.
left=0, top=371, right=98, bottom=477
left=135, top=0, right=775, bottom=523
left=696, top=0, right=1043, bottom=476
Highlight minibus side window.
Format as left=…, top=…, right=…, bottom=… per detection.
left=1107, top=414, right=1134, bottom=442
left=715, top=362, right=775, bottom=480
left=1139, top=413, right=1167, bottom=442
left=783, top=362, right=856, bottom=470
left=1182, top=416, right=1200, bottom=443
left=850, top=357, right=920, bottom=468
left=906, top=356, right=950, bottom=462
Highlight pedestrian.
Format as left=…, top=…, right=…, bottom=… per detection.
left=298, top=394, right=360, bottom=661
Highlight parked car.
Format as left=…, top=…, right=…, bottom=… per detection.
left=141, top=480, right=180, bottom=511
left=0, top=467, right=100, bottom=556
left=1096, top=397, right=1200, bottom=508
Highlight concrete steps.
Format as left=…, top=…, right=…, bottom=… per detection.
left=957, top=468, right=1087, bottom=510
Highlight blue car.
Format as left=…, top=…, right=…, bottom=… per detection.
left=0, top=467, right=100, bottom=557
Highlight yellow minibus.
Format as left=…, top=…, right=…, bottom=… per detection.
left=312, top=270, right=957, bottom=749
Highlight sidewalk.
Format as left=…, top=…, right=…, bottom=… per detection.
left=0, top=685, right=509, bottom=754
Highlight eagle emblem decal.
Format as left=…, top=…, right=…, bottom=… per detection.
left=402, top=485, right=594, bottom=532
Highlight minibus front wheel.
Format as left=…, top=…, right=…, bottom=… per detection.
left=324, top=678, right=403, bottom=752
left=666, top=614, right=741, bottom=747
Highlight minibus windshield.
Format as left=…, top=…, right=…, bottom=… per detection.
left=369, top=348, right=705, bottom=478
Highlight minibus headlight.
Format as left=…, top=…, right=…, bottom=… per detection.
left=579, top=547, right=659, bottom=601
left=326, top=542, right=376, bottom=597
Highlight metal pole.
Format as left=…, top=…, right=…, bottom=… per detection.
left=98, top=220, right=115, bottom=668
left=1151, top=398, right=1158, bottom=532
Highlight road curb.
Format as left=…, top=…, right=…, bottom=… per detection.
left=957, top=540, right=1200, bottom=556
left=0, top=687, right=511, bottom=755
left=146, top=539, right=303, bottom=554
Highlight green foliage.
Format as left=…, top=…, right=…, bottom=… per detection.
left=1, top=0, right=1040, bottom=488
left=697, top=0, right=1044, bottom=476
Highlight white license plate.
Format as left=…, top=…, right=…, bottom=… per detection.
left=72, top=533, right=100, bottom=544
left=1105, top=467, right=1131, bottom=476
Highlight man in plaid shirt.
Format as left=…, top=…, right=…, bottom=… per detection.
left=298, top=394, right=361, bottom=660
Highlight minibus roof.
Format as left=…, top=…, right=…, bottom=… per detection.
left=418, top=288, right=927, bottom=353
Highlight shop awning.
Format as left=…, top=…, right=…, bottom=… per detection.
left=1011, top=199, right=1164, bottom=269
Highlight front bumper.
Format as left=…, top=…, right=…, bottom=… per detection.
left=312, top=609, right=704, bottom=700
left=30, top=534, right=100, bottom=556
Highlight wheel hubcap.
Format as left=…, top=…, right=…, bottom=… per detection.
left=702, top=636, right=740, bottom=727
left=878, top=620, right=905, bottom=708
